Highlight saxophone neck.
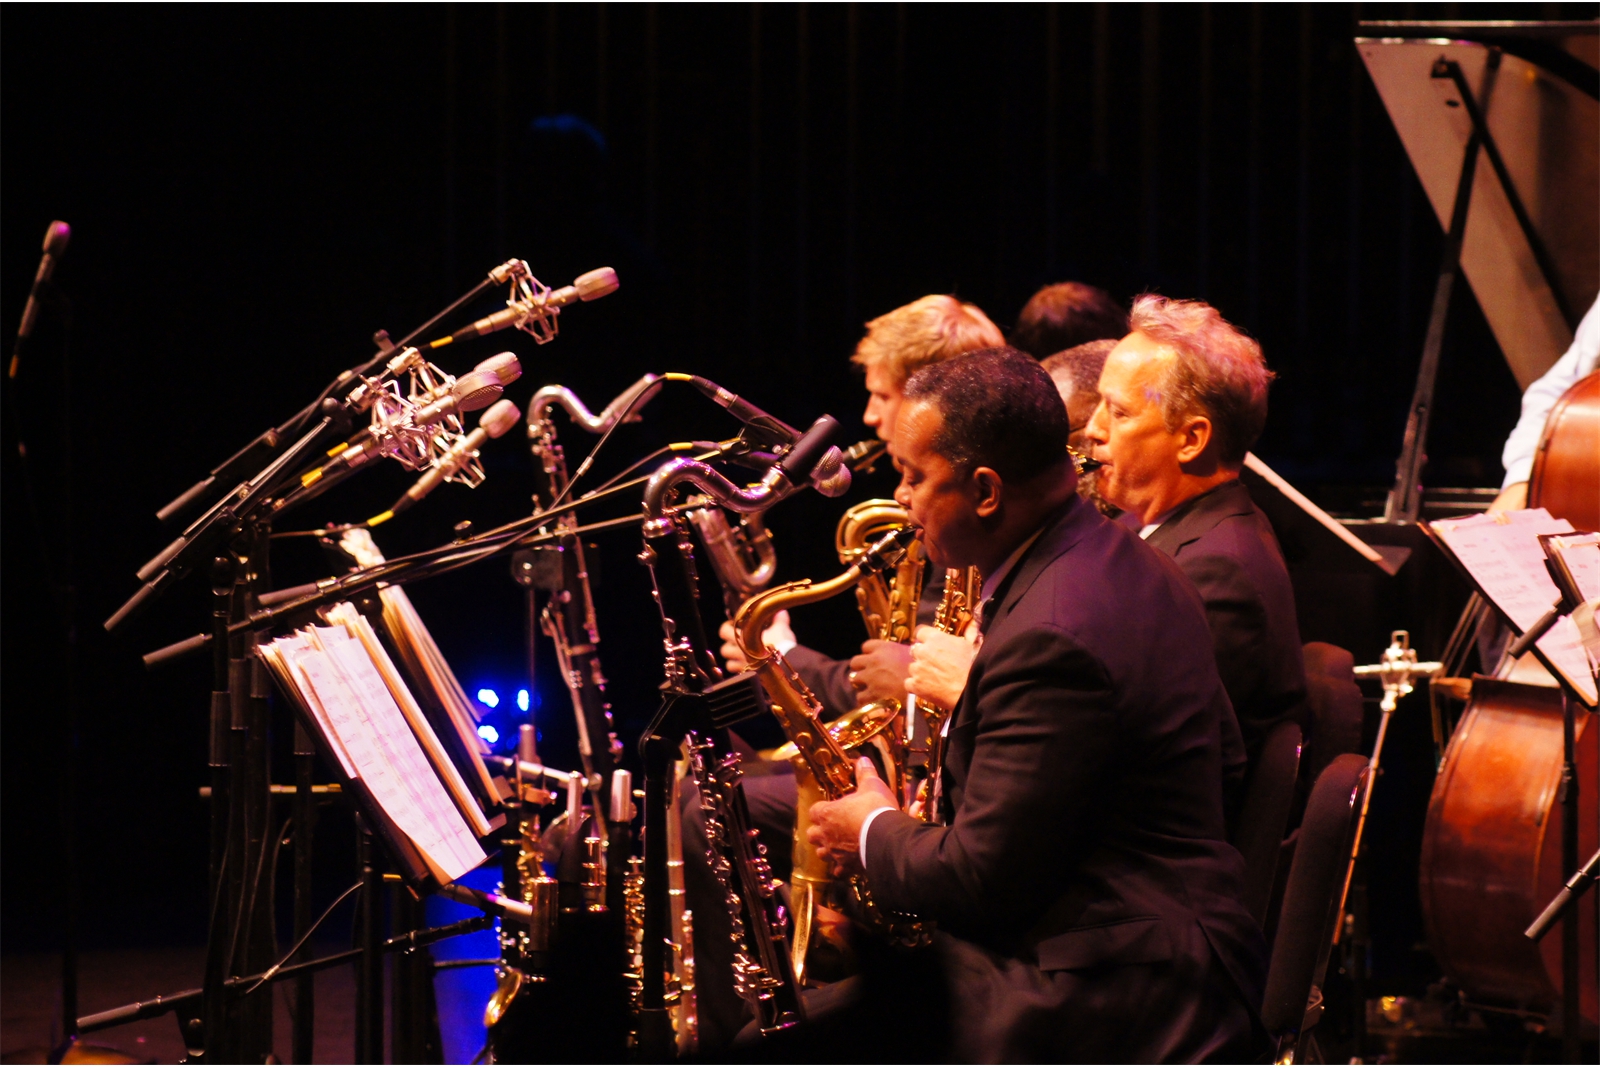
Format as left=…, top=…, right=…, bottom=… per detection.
left=732, top=568, right=862, bottom=661
left=732, top=524, right=916, bottom=658
left=642, top=457, right=790, bottom=532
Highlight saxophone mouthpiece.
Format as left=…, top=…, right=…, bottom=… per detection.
left=859, top=525, right=917, bottom=572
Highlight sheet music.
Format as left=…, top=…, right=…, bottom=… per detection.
left=1431, top=509, right=1597, bottom=705
left=261, top=633, right=358, bottom=780
left=326, top=602, right=495, bottom=838
left=264, top=617, right=487, bottom=883
left=1548, top=532, right=1600, bottom=602
left=337, top=528, right=501, bottom=802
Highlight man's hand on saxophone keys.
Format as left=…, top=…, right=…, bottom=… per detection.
left=846, top=640, right=913, bottom=703
left=807, top=757, right=899, bottom=878
left=717, top=609, right=795, bottom=672
left=906, top=624, right=978, bottom=710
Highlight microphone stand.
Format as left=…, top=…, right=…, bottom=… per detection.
left=106, top=259, right=565, bottom=1062
left=155, top=261, right=520, bottom=528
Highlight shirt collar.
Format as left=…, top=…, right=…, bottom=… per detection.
left=1138, top=506, right=1178, bottom=540
left=981, top=528, right=1044, bottom=603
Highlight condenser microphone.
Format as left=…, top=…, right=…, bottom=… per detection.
left=431, top=267, right=619, bottom=347
left=10, top=220, right=71, bottom=379
left=405, top=352, right=522, bottom=426
left=389, top=399, right=521, bottom=516
left=678, top=374, right=853, bottom=497
left=301, top=353, right=521, bottom=487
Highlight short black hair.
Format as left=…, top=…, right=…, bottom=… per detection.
left=902, top=346, right=1071, bottom=483
left=1010, top=282, right=1128, bottom=359
left=1040, top=338, right=1117, bottom=400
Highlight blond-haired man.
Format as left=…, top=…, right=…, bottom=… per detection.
left=722, top=293, right=1003, bottom=712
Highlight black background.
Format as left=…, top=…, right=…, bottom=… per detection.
left=2, top=0, right=1588, bottom=981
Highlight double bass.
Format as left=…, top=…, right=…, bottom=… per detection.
left=1419, top=371, right=1599, bottom=1030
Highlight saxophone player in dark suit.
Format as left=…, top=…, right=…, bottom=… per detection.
left=1082, top=295, right=1307, bottom=802
left=809, top=347, right=1267, bottom=1062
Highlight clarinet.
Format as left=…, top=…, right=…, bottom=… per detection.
left=635, top=434, right=851, bottom=1051
left=527, top=391, right=625, bottom=803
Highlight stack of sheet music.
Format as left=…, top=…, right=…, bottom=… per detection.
left=1430, top=508, right=1600, bottom=705
left=261, top=601, right=490, bottom=884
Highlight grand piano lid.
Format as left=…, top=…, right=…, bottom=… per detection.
left=1357, top=21, right=1599, bottom=390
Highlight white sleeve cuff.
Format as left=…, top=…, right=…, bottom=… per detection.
left=772, top=634, right=798, bottom=655
left=858, top=806, right=898, bottom=873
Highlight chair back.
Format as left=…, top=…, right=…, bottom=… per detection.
left=1301, top=642, right=1363, bottom=784
left=1231, top=720, right=1303, bottom=925
left=1261, top=753, right=1372, bottom=1060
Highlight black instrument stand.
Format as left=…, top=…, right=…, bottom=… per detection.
left=1506, top=585, right=1596, bottom=1062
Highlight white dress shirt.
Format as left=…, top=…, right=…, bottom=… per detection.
left=857, top=528, right=1045, bottom=870
left=1501, top=295, right=1600, bottom=489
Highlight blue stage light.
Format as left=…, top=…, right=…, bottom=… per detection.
left=516, top=689, right=530, bottom=712
left=476, top=688, right=500, bottom=709
left=477, top=724, right=500, bottom=745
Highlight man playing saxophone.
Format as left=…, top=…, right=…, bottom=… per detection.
left=687, top=293, right=1002, bottom=1051
left=719, top=293, right=1005, bottom=710
left=808, top=347, right=1267, bottom=1062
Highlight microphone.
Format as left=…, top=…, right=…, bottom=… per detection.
left=383, top=398, right=521, bottom=520
left=430, top=267, right=619, bottom=348
left=673, top=374, right=800, bottom=446
left=409, top=368, right=506, bottom=425
left=10, top=220, right=71, bottom=379
left=299, top=353, right=521, bottom=488
left=672, top=374, right=851, bottom=497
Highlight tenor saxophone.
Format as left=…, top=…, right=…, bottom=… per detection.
left=733, top=527, right=931, bottom=984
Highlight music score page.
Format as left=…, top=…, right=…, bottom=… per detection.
left=1430, top=509, right=1597, bottom=705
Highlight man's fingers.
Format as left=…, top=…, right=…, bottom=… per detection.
left=860, top=639, right=887, bottom=653
left=856, top=755, right=880, bottom=781
left=913, top=624, right=937, bottom=642
left=719, top=620, right=736, bottom=641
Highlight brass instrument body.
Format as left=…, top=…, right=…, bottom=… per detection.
left=836, top=500, right=927, bottom=646
left=635, top=455, right=809, bottom=1048
left=685, top=733, right=802, bottom=1035
left=685, top=502, right=778, bottom=618
left=733, top=527, right=931, bottom=975
left=916, top=565, right=981, bottom=824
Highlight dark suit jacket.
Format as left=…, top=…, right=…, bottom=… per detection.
left=863, top=495, right=1267, bottom=1062
left=786, top=572, right=943, bottom=716
left=1140, top=479, right=1309, bottom=771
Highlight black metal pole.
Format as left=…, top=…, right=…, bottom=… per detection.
left=1560, top=689, right=1579, bottom=1063
left=1383, top=57, right=1489, bottom=524
left=354, top=823, right=384, bottom=1064
left=292, top=720, right=317, bottom=1065
left=201, top=554, right=237, bottom=1063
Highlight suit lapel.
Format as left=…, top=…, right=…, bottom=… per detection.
left=1144, top=479, right=1253, bottom=557
left=947, top=495, right=1102, bottom=741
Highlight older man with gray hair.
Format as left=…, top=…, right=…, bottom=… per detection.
left=1083, top=294, right=1308, bottom=807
